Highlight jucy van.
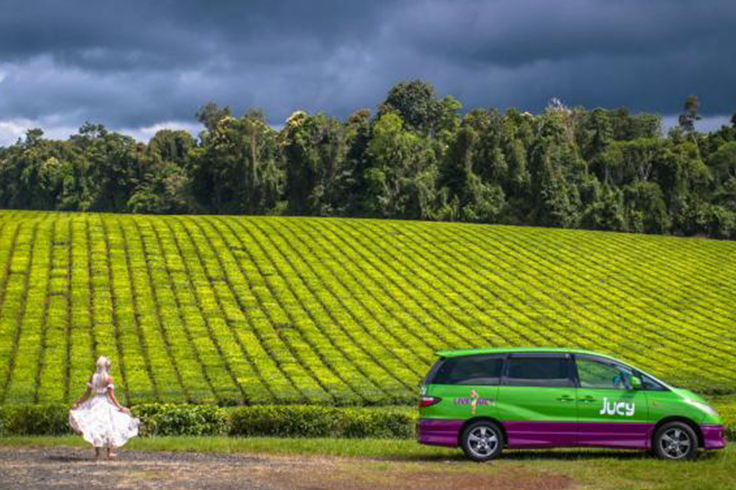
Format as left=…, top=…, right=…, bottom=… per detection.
left=417, top=348, right=725, bottom=461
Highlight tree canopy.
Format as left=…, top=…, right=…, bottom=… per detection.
left=1, top=80, right=735, bottom=239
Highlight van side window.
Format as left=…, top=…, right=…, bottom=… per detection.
left=641, top=374, right=668, bottom=391
left=431, top=356, right=503, bottom=385
left=576, top=358, right=632, bottom=390
left=504, top=357, right=573, bottom=387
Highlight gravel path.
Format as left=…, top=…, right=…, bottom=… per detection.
left=0, top=447, right=290, bottom=490
left=0, top=446, right=575, bottom=490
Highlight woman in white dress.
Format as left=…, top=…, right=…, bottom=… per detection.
left=69, top=356, right=140, bottom=460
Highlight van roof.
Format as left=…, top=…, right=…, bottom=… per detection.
left=436, top=347, right=619, bottom=360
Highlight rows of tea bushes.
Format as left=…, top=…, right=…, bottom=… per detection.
left=0, top=211, right=734, bottom=406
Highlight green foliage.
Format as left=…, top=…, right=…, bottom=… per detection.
left=624, top=181, right=671, bottom=234
left=196, top=102, right=232, bottom=136
left=679, top=95, right=701, bottom=134
left=709, top=142, right=736, bottom=184
left=581, top=184, right=627, bottom=231
left=0, top=405, right=72, bottom=435
left=0, top=84, right=734, bottom=240
left=282, top=111, right=346, bottom=215
left=190, top=111, right=282, bottom=214
left=134, top=404, right=229, bottom=436
left=0, top=404, right=414, bottom=438
left=365, top=112, right=438, bottom=219
left=378, top=79, right=444, bottom=135
left=229, top=405, right=414, bottom=438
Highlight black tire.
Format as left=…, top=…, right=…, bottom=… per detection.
left=653, top=422, right=699, bottom=460
left=460, top=420, right=504, bottom=462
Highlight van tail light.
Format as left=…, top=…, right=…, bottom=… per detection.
left=419, top=396, right=442, bottom=408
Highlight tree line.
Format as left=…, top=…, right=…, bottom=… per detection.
left=1, top=81, right=735, bottom=239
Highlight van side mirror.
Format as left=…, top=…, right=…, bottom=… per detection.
left=630, top=376, right=642, bottom=390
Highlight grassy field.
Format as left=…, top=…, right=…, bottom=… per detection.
left=0, top=210, right=735, bottom=406
left=1, top=436, right=734, bottom=490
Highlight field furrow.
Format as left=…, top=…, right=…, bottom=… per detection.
left=2, top=219, right=46, bottom=403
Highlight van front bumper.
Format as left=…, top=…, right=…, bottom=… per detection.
left=701, top=425, right=726, bottom=450
left=416, top=419, right=463, bottom=448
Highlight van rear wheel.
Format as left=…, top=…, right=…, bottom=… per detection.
left=653, top=422, right=698, bottom=460
left=461, top=421, right=504, bottom=462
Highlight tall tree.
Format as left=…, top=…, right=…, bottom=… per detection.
left=365, top=112, right=437, bottom=218
left=282, top=111, right=347, bottom=215
left=378, top=80, right=443, bottom=136
left=128, top=130, right=197, bottom=214
left=678, top=95, right=701, bottom=134
left=190, top=111, right=282, bottom=214
left=196, top=102, right=232, bottom=137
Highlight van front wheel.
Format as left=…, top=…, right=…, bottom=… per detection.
left=653, top=422, right=698, bottom=460
left=461, top=421, right=504, bottom=462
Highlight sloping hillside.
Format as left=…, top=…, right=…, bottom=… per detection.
left=0, top=211, right=734, bottom=405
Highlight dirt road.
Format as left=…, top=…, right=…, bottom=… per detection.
left=0, top=446, right=574, bottom=490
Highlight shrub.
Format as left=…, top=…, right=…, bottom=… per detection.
left=133, top=404, right=228, bottom=436
left=229, top=406, right=337, bottom=437
left=341, top=408, right=415, bottom=439
left=0, top=405, right=72, bottom=436
left=228, top=405, right=415, bottom=438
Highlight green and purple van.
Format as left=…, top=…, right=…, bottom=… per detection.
left=417, top=348, right=725, bottom=461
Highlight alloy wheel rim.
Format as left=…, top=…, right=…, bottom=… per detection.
left=659, top=428, right=692, bottom=459
left=468, top=426, right=498, bottom=458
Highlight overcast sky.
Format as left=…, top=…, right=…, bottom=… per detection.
left=0, top=0, right=734, bottom=145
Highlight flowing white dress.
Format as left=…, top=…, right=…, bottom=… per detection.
left=69, top=374, right=140, bottom=448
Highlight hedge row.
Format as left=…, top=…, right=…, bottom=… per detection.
left=229, top=405, right=415, bottom=438
left=0, top=404, right=416, bottom=439
left=1, top=403, right=732, bottom=441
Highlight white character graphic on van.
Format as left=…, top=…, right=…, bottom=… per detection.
left=599, top=397, right=635, bottom=416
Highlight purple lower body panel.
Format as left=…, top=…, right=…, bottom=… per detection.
left=701, top=425, right=726, bottom=449
left=417, top=419, right=727, bottom=451
left=502, top=421, right=579, bottom=448
left=416, top=419, right=464, bottom=447
left=576, top=422, right=654, bottom=449
left=502, top=422, right=653, bottom=449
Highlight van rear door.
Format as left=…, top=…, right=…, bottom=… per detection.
left=496, top=353, right=577, bottom=448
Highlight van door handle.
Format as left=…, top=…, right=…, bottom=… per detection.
left=578, top=396, right=596, bottom=403
left=557, top=395, right=574, bottom=402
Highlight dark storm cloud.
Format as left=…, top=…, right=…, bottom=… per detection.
left=395, top=0, right=736, bottom=112
left=0, top=0, right=734, bottom=141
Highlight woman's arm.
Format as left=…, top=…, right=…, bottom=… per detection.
left=72, top=378, right=92, bottom=409
left=106, top=377, right=130, bottom=413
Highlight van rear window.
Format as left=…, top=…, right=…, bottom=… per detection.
left=429, top=355, right=504, bottom=385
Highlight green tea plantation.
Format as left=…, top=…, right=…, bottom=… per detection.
left=0, top=211, right=734, bottom=406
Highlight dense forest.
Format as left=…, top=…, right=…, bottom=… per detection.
left=1, top=81, right=735, bottom=239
